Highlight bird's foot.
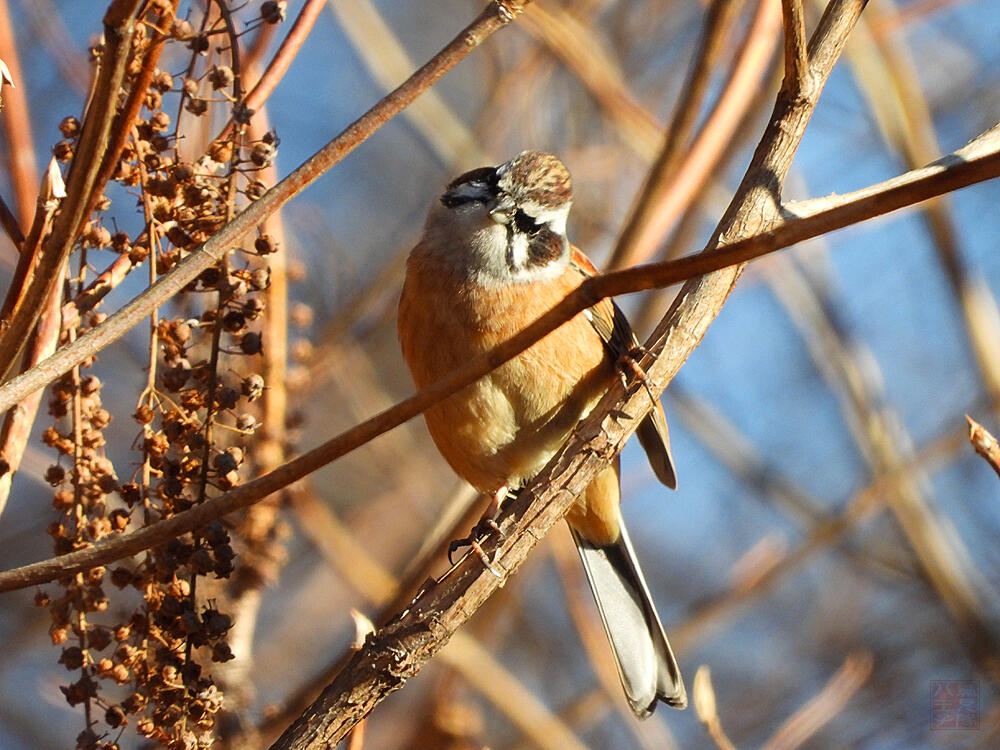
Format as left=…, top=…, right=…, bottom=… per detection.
left=617, top=348, right=658, bottom=405
left=447, top=487, right=510, bottom=578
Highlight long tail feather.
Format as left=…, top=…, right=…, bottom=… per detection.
left=571, top=520, right=686, bottom=716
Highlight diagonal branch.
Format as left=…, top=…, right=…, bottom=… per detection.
left=1, top=119, right=999, bottom=594
left=269, top=1, right=868, bottom=744
left=0, top=0, right=534, bottom=416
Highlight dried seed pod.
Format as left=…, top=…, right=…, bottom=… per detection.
left=187, top=34, right=209, bottom=54
left=250, top=141, right=273, bottom=167
left=152, top=69, right=174, bottom=92
left=239, top=332, right=263, bottom=355
left=52, top=140, right=74, bottom=162
left=45, top=464, right=66, bottom=486
left=150, top=111, right=170, bottom=132
left=254, top=234, right=278, bottom=255
left=241, top=374, right=264, bottom=401
left=59, top=116, right=81, bottom=138
left=185, top=97, right=208, bottom=116
left=236, top=414, right=258, bottom=433
left=222, top=310, right=246, bottom=333
left=260, top=1, right=287, bottom=23
left=208, top=65, right=234, bottom=90
left=245, top=179, right=266, bottom=200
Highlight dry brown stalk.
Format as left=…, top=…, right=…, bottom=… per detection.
left=0, top=268, right=64, bottom=518
left=780, top=0, right=810, bottom=91
left=609, top=0, right=747, bottom=269
left=670, top=424, right=968, bottom=653
left=836, top=0, right=1000, bottom=418
left=609, top=0, right=782, bottom=268
left=0, top=162, right=66, bottom=518
left=1, top=122, right=999, bottom=594
left=692, top=666, right=739, bottom=750
left=0, top=1, right=141, bottom=381
left=522, top=2, right=661, bottom=155
left=0, top=0, right=38, bottom=231
left=967, top=415, right=1000, bottom=479
left=763, top=243, right=1000, bottom=685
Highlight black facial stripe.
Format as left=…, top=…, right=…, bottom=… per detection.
left=526, top=227, right=565, bottom=266
left=513, top=208, right=541, bottom=236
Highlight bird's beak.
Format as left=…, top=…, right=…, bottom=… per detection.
left=489, top=196, right=514, bottom=225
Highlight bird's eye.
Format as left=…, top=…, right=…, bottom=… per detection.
left=514, top=209, right=541, bottom=235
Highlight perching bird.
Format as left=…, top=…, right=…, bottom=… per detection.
left=398, top=151, right=686, bottom=716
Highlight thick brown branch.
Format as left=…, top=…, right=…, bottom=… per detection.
left=0, top=121, right=998, bottom=594
left=270, top=1, right=868, bottom=744
left=780, top=0, right=810, bottom=91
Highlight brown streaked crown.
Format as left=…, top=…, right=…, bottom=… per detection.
left=496, top=151, right=573, bottom=210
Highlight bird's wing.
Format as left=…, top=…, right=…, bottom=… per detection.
left=570, top=247, right=677, bottom=489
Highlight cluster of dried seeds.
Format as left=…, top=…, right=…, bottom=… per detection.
left=32, top=3, right=294, bottom=748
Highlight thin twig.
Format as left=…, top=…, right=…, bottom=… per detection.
left=1, top=122, right=999, bottom=593
left=967, top=415, right=1000, bottom=480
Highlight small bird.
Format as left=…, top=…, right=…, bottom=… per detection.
left=398, top=151, right=686, bottom=716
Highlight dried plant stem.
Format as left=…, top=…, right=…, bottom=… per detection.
left=522, top=3, right=660, bottom=155
left=0, top=269, right=63, bottom=517
left=609, top=0, right=746, bottom=269
left=2, top=122, right=1000, bottom=594
left=0, top=0, right=38, bottom=231
left=780, top=0, right=810, bottom=91
left=609, top=0, right=782, bottom=267
left=764, top=246, right=1000, bottom=683
left=670, top=425, right=967, bottom=653
left=0, top=2, right=140, bottom=381
left=0, top=0, right=534, bottom=413
left=0, top=180, right=63, bottom=517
